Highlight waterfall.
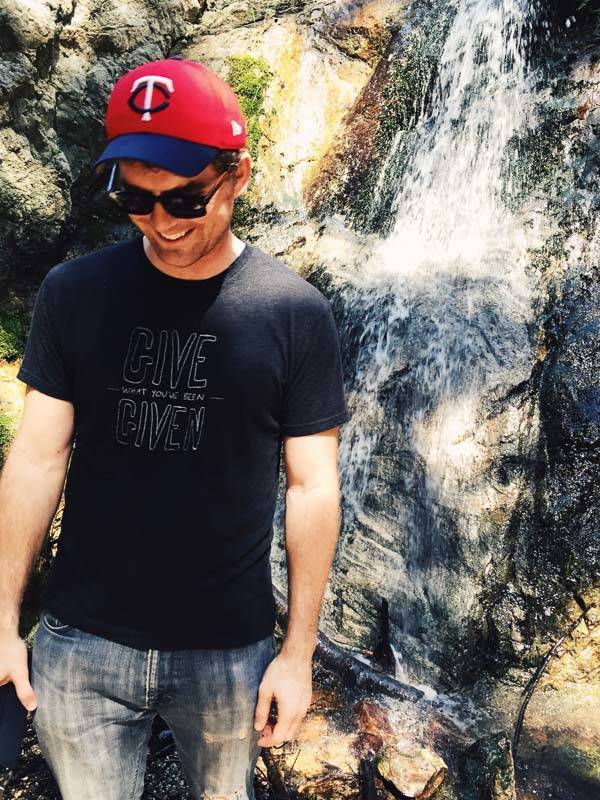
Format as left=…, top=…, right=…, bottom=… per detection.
left=338, top=0, right=543, bottom=511
left=330, top=0, right=550, bottom=677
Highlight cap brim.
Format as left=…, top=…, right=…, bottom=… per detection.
left=94, top=133, right=220, bottom=177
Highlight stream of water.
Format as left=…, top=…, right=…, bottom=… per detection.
left=337, top=0, right=544, bottom=514
left=320, top=1, right=556, bottom=689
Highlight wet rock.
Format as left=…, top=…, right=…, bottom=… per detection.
left=355, top=699, right=395, bottom=737
left=353, top=731, right=385, bottom=759
left=463, top=731, right=516, bottom=800
left=352, top=699, right=394, bottom=760
left=287, top=713, right=357, bottom=773
left=307, top=0, right=455, bottom=231
left=376, top=743, right=448, bottom=798
left=536, top=590, right=600, bottom=688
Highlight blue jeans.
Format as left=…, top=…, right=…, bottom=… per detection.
left=30, top=609, right=276, bottom=800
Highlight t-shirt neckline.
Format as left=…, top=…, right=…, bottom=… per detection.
left=133, top=233, right=251, bottom=288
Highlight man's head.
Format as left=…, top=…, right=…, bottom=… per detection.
left=113, top=147, right=251, bottom=266
left=94, top=58, right=250, bottom=266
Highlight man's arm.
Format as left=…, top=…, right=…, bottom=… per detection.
left=0, top=386, right=74, bottom=711
left=254, top=426, right=342, bottom=746
left=280, top=426, right=342, bottom=661
left=0, top=386, right=75, bottom=629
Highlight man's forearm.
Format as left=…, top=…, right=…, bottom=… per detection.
left=281, top=485, right=342, bottom=661
left=0, top=444, right=68, bottom=630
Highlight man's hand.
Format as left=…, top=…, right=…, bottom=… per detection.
left=253, top=650, right=313, bottom=747
left=0, top=629, right=37, bottom=711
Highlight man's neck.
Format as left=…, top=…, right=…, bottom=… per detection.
left=142, top=230, right=246, bottom=280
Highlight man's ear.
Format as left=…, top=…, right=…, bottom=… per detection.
left=232, top=151, right=252, bottom=199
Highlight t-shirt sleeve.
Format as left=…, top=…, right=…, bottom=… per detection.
left=281, top=303, right=351, bottom=436
left=16, top=270, right=73, bottom=401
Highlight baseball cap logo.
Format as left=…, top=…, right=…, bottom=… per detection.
left=128, top=75, right=175, bottom=122
left=231, top=119, right=243, bottom=136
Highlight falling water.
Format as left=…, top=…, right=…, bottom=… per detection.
left=319, top=0, right=555, bottom=684
left=337, top=0, right=544, bottom=517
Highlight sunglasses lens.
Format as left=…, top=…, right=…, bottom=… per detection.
left=110, top=191, right=154, bottom=215
left=162, top=195, right=208, bottom=218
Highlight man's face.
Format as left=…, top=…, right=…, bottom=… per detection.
left=117, top=153, right=250, bottom=268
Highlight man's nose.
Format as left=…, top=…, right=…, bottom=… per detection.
left=149, top=197, right=176, bottom=229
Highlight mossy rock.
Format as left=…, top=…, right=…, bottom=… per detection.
left=0, top=301, right=27, bottom=361
left=226, top=54, right=274, bottom=237
left=553, top=741, right=600, bottom=784
left=0, top=411, right=15, bottom=461
left=226, top=54, right=273, bottom=162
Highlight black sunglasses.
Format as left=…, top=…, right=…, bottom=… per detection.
left=105, top=161, right=236, bottom=218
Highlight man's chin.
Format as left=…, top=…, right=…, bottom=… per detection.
left=149, top=236, right=205, bottom=266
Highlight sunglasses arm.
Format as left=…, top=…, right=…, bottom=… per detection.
left=106, top=162, right=118, bottom=193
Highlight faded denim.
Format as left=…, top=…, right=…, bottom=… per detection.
left=30, top=609, right=276, bottom=800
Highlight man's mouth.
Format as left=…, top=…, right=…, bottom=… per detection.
left=156, top=228, right=193, bottom=243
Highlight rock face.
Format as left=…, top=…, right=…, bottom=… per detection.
left=0, top=0, right=599, bottom=707
left=182, top=0, right=407, bottom=223
left=453, top=18, right=600, bottom=683
left=0, top=0, right=203, bottom=279
left=0, top=0, right=403, bottom=282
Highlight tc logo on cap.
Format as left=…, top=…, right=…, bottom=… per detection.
left=128, top=75, right=175, bottom=122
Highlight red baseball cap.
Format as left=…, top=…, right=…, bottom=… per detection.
left=94, top=58, right=247, bottom=177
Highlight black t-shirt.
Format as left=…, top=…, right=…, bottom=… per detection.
left=17, top=234, right=350, bottom=650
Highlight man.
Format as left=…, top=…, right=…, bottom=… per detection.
left=0, top=58, right=349, bottom=799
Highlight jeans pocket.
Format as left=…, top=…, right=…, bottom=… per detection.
left=41, top=610, right=72, bottom=634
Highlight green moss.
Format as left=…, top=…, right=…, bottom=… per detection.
left=231, top=194, right=254, bottom=235
left=0, top=402, right=19, bottom=469
left=0, top=411, right=15, bottom=463
left=23, top=620, right=39, bottom=648
left=551, top=742, right=600, bottom=784
left=0, top=304, right=27, bottom=361
left=226, top=54, right=274, bottom=235
left=226, top=54, right=273, bottom=161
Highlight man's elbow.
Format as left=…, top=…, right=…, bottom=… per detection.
left=285, top=480, right=342, bottom=503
